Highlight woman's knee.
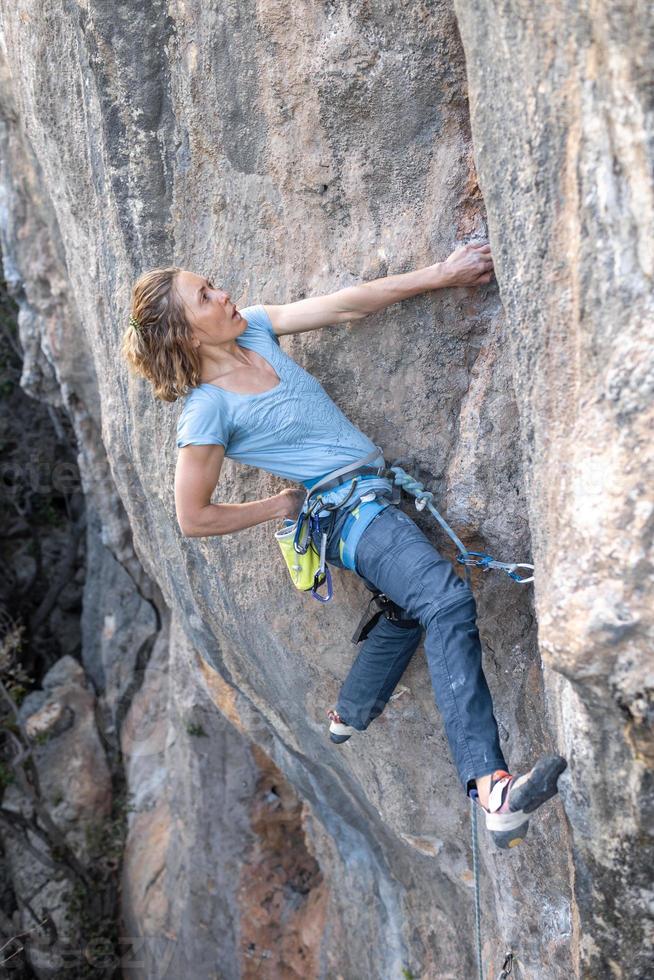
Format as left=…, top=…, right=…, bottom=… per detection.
left=420, top=584, right=476, bottom=630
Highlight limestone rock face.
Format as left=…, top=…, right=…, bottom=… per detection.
left=0, top=1, right=650, bottom=978
left=453, top=4, right=654, bottom=976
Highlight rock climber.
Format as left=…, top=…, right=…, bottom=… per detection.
left=122, top=242, right=567, bottom=849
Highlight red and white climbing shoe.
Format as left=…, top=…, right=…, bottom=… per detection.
left=327, top=708, right=352, bottom=744
left=481, top=755, right=567, bottom=850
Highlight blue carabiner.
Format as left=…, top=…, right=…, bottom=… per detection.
left=311, top=565, right=333, bottom=602
left=456, top=551, right=494, bottom=569
left=293, top=513, right=309, bottom=554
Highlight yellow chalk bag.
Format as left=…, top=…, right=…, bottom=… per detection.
left=274, top=518, right=322, bottom=592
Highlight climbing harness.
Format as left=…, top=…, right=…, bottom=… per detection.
left=338, top=492, right=392, bottom=570
left=351, top=590, right=420, bottom=644
left=304, top=445, right=386, bottom=500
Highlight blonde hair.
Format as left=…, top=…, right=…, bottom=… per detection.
left=121, top=266, right=201, bottom=402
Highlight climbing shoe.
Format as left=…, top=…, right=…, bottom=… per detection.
left=327, top=708, right=352, bottom=744
left=482, top=754, right=567, bottom=850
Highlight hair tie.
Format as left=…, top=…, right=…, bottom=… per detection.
left=129, top=314, right=142, bottom=334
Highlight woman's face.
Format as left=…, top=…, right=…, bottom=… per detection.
left=175, top=270, right=244, bottom=348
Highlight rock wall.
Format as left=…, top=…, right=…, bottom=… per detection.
left=0, top=1, right=651, bottom=978
left=453, top=4, right=654, bottom=977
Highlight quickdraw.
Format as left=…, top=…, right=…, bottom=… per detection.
left=390, top=464, right=534, bottom=584
left=456, top=551, right=534, bottom=584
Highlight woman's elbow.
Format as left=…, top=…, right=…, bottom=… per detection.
left=177, top=510, right=200, bottom=537
left=177, top=507, right=224, bottom=537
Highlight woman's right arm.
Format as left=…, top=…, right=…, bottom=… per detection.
left=174, top=444, right=305, bottom=537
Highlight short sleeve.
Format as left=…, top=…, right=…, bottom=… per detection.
left=176, top=392, right=232, bottom=449
left=239, top=304, right=280, bottom=347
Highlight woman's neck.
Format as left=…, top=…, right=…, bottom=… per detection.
left=198, top=339, right=251, bottom=384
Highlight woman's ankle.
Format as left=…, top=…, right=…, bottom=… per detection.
left=475, top=773, right=492, bottom=809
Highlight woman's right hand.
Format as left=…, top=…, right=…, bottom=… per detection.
left=442, top=242, right=494, bottom=286
left=275, top=488, right=307, bottom=522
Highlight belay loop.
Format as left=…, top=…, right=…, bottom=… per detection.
left=387, top=465, right=534, bottom=585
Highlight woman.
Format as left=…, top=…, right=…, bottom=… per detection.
left=122, top=243, right=566, bottom=849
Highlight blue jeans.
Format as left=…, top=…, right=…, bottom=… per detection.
left=313, top=503, right=508, bottom=796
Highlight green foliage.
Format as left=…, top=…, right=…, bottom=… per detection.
left=6, top=682, right=28, bottom=705
left=61, top=790, right=137, bottom=978
left=0, top=619, right=31, bottom=706
left=83, top=791, right=136, bottom=866
left=186, top=721, right=208, bottom=737
left=0, top=762, right=15, bottom=788
left=34, top=497, right=65, bottom=527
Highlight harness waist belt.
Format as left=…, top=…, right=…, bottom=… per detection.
left=309, top=465, right=385, bottom=497
left=305, top=445, right=385, bottom=498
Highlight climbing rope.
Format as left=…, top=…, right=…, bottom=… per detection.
left=388, top=465, right=534, bottom=584
left=470, top=796, right=484, bottom=980
left=470, top=792, right=516, bottom=980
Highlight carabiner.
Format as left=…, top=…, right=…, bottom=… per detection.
left=506, top=564, right=534, bottom=584
left=306, top=495, right=325, bottom=518
left=293, top=492, right=327, bottom=554
left=311, top=565, right=333, bottom=602
left=292, top=514, right=307, bottom=554
left=456, top=551, right=495, bottom=568
left=311, top=534, right=332, bottom=601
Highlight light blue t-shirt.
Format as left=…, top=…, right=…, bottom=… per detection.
left=176, top=305, right=383, bottom=488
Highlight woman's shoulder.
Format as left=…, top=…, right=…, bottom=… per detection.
left=239, top=304, right=279, bottom=346
left=177, top=383, right=228, bottom=421
left=176, top=383, right=233, bottom=448
left=180, top=382, right=225, bottom=404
